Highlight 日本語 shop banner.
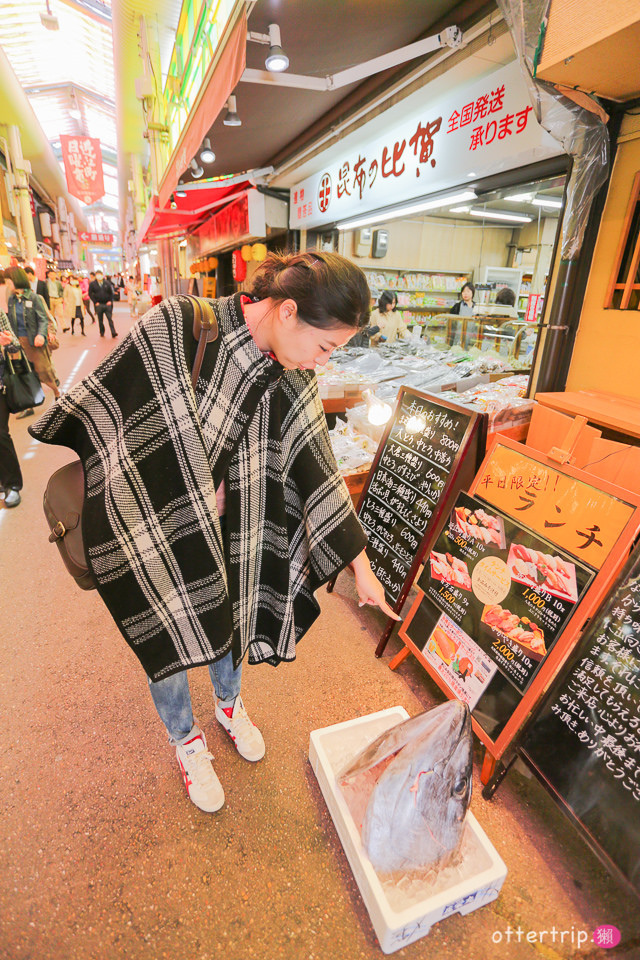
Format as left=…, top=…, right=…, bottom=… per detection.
left=289, top=61, right=561, bottom=230
left=476, top=444, right=637, bottom=569
left=60, top=136, right=105, bottom=205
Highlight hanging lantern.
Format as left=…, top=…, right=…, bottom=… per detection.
left=190, top=263, right=198, bottom=274
left=251, top=243, right=267, bottom=262
left=241, top=244, right=252, bottom=262
left=232, top=249, right=247, bottom=282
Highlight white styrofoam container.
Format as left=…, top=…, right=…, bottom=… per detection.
left=309, top=707, right=507, bottom=954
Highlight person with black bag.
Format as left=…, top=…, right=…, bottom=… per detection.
left=5, top=266, right=61, bottom=419
left=0, top=308, right=24, bottom=507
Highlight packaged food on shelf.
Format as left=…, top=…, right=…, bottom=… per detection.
left=329, top=418, right=379, bottom=474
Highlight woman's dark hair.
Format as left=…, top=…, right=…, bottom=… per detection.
left=461, top=281, right=475, bottom=299
left=5, top=266, right=31, bottom=290
left=378, top=290, right=397, bottom=312
left=251, top=250, right=370, bottom=330
left=495, top=286, right=516, bottom=306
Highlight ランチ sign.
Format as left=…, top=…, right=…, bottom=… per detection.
left=289, top=61, right=561, bottom=229
left=60, top=136, right=105, bottom=205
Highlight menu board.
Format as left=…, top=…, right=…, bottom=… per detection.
left=418, top=492, right=594, bottom=694
left=520, top=548, right=640, bottom=894
left=356, top=388, right=481, bottom=608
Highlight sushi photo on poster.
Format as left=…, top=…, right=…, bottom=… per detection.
left=422, top=613, right=498, bottom=710
left=418, top=492, right=595, bottom=695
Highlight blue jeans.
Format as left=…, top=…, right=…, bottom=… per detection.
left=148, top=650, right=242, bottom=744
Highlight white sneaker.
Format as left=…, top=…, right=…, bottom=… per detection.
left=175, top=729, right=224, bottom=812
left=215, top=696, right=265, bottom=762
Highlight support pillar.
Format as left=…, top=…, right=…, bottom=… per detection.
left=7, top=125, right=37, bottom=261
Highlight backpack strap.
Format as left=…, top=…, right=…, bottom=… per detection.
left=186, top=295, right=218, bottom=390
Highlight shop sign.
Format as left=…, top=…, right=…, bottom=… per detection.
left=60, top=135, right=105, bottom=205
left=194, top=190, right=266, bottom=254
left=79, top=232, right=115, bottom=245
left=525, top=294, right=542, bottom=322
left=476, top=444, right=636, bottom=569
left=289, top=61, right=561, bottom=230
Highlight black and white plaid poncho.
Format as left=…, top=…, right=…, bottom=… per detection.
left=30, top=293, right=368, bottom=680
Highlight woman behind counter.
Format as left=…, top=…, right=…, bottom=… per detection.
left=371, top=290, right=406, bottom=343
left=449, top=281, right=475, bottom=316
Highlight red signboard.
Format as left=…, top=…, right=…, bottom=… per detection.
left=79, top=232, right=115, bottom=245
left=60, top=136, right=105, bottom=205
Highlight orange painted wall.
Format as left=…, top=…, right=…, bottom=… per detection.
left=566, top=114, right=640, bottom=399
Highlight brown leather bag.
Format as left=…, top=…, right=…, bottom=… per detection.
left=42, top=296, right=218, bottom=590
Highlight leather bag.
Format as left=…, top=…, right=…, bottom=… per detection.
left=42, top=296, right=218, bottom=591
left=3, top=349, right=46, bottom=414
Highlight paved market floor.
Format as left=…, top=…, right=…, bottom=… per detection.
left=1, top=304, right=639, bottom=960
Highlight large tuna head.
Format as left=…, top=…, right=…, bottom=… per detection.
left=339, top=701, right=473, bottom=875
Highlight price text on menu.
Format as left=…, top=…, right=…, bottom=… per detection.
left=358, top=390, right=474, bottom=605
left=420, top=492, right=594, bottom=694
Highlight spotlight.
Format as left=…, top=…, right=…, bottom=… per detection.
left=265, top=24, right=289, bottom=72
left=190, top=159, right=204, bottom=179
left=174, top=190, right=187, bottom=198
left=199, top=138, right=215, bottom=164
left=223, top=95, right=241, bottom=127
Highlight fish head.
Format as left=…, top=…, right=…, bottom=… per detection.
left=360, top=700, right=473, bottom=874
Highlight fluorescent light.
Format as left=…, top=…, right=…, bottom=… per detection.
left=506, top=192, right=534, bottom=203
left=337, top=191, right=476, bottom=230
left=449, top=205, right=470, bottom=213
left=532, top=197, right=562, bottom=209
left=468, top=208, right=532, bottom=223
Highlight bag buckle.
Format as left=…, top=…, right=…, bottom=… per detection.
left=49, top=521, right=66, bottom=542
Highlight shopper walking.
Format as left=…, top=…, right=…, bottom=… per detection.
left=63, top=276, right=86, bottom=336
left=46, top=269, right=63, bottom=325
left=88, top=270, right=117, bottom=338
left=29, top=251, right=399, bottom=814
left=80, top=275, right=96, bottom=322
left=0, top=308, right=24, bottom=507
left=5, top=266, right=61, bottom=419
left=126, top=275, right=139, bottom=317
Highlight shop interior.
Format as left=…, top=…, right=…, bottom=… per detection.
left=333, top=171, right=566, bottom=370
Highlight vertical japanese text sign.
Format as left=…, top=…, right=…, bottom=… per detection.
left=60, top=136, right=105, bottom=205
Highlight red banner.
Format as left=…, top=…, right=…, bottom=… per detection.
left=60, top=135, right=105, bottom=205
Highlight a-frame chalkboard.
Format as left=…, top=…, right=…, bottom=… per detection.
left=519, top=545, right=640, bottom=897
left=328, top=386, right=483, bottom=655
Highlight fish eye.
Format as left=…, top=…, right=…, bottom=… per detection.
left=453, top=777, right=467, bottom=796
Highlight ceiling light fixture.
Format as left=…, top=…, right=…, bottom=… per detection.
left=199, top=138, right=216, bottom=164
left=265, top=24, right=289, bottom=72
left=532, top=197, right=562, bottom=209
left=174, top=190, right=187, bottom=198
left=190, top=159, right=204, bottom=179
left=337, top=190, right=476, bottom=231
left=506, top=192, right=534, bottom=203
left=468, top=208, right=532, bottom=223
left=223, top=95, right=242, bottom=126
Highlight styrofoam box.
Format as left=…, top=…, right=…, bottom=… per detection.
left=309, top=707, right=507, bottom=954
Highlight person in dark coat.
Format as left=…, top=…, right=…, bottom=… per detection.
left=24, top=266, right=50, bottom=310
left=0, top=308, right=24, bottom=506
left=88, top=270, right=117, bottom=338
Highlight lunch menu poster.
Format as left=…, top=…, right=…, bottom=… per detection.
left=418, top=492, right=595, bottom=694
